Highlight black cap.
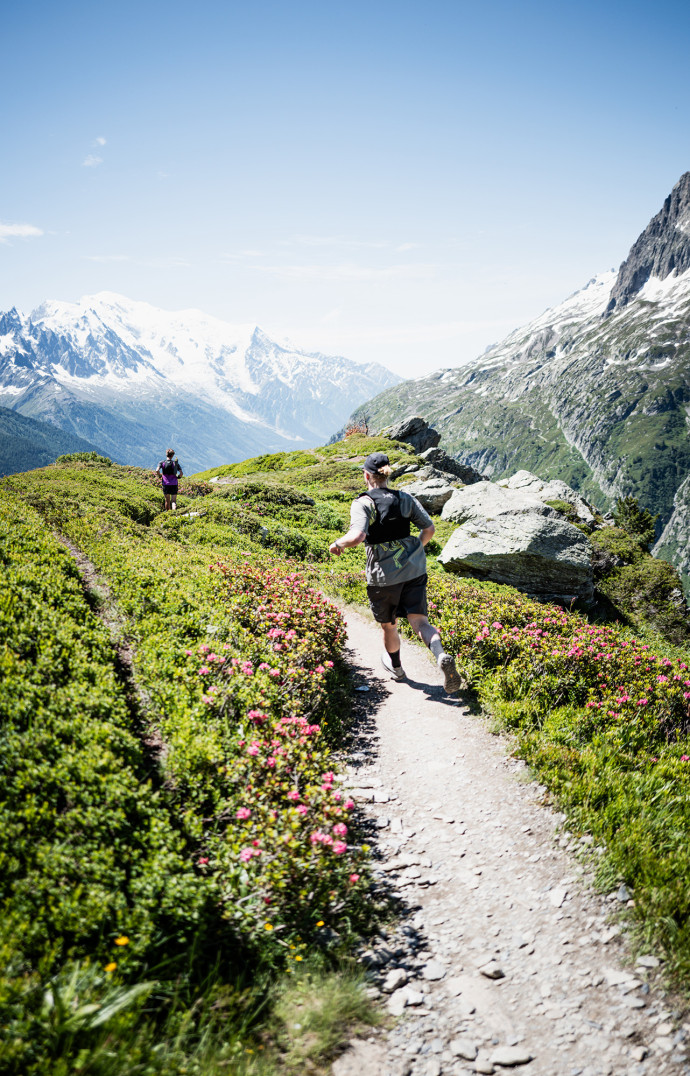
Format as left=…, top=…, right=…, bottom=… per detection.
left=363, top=451, right=390, bottom=474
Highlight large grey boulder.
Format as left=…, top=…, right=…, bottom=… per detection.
left=402, top=477, right=455, bottom=515
left=418, top=447, right=485, bottom=485
left=381, top=415, right=441, bottom=453
left=501, top=470, right=596, bottom=524
left=438, top=515, right=594, bottom=603
left=441, top=481, right=559, bottom=525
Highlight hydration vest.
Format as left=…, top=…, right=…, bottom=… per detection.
left=358, top=488, right=411, bottom=545
left=162, top=458, right=177, bottom=477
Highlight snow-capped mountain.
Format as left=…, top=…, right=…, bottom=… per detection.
left=0, top=293, right=401, bottom=471
left=355, top=172, right=690, bottom=588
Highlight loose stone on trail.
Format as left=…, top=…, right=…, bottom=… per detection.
left=491, top=1045, right=533, bottom=1066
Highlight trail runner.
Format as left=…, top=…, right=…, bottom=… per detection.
left=156, top=448, right=184, bottom=511
left=328, top=451, right=463, bottom=692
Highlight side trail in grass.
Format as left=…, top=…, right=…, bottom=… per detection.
left=55, top=534, right=169, bottom=765
left=332, top=608, right=688, bottom=1076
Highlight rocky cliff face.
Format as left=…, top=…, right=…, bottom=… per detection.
left=606, top=172, right=690, bottom=314
left=354, top=174, right=690, bottom=589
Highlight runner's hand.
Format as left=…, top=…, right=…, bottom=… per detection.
left=329, top=541, right=343, bottom=556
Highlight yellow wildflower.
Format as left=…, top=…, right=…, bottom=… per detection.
left=104, top=962, right=117, bottom=973
left=114, top=935, right=129, bottom=946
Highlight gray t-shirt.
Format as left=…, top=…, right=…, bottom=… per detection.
left=350, top=488, right=433, bottom=586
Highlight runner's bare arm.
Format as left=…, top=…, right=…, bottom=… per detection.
left=329, top=529, right=366, bottom=556
left=419, top=523, right=435, bottom=547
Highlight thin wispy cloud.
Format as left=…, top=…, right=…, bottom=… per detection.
left=220, top=250, right=266, bottom=261
left=83, top=254, right=190, bottom=269
left=82, top=154, right=103, bottom=168
left=257, top=262, right=436, bottom=282
left=279, top=235, right=388, bottom=250
left=83, top=254, right=131, bottom=263
left=93, top=136, right=107, bottom=146
left=0, top=222, right=43, bottom=243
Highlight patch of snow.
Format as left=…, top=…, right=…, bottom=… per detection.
left=638, top=266, right=690, bottom=304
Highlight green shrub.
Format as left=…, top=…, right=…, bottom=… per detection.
left=613, top=495, right=659, bottom=552
left=600, top=558, right=690, bottom=646
left=590, top=526, right=646, bottom=565
left=55, top=452, right=113, bottom=465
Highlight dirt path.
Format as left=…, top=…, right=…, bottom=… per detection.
left=333, top=606, right=689, bottom=1076
left=56, top=534, right=167, bottom=766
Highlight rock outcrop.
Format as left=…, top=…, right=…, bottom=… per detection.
left=441, top=481, right=559, bottom=525
left=402, top=477, right=455, bottom=515
left=438, top=514, right=594, bottom=603
left=418, top=447, right=485, bottom=485
left=382, top=415, right=441, bottom=453
left=500, top=470, right=596, bottom=524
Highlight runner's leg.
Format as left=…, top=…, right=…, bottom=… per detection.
left=381, top=620, right=401, bottom=655
left=407, top=613, right=439, bottom=649
left=408, top=613, right=463, bottom=693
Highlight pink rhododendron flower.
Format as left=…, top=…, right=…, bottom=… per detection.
left=287, top=790, right=300, bottom=801
left=296, top=804, right=308, bottom=815
left=236, top=807, right=251, bottom=820
left=247, top=744, right=259, bottom=756
left=349, top=874, right=360, bottom=884
left=198, top=666, right=211, bottom=675
left=333, top=841, right=347, bottom=854
left=332, top=823, right=347, bottom=837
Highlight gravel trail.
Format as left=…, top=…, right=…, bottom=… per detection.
left=332, top=605, right=689, bottom=1076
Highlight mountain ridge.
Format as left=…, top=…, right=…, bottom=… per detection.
left=0, top=292, right=400, bottom=472
left=353, top=173, right=690, bottom=588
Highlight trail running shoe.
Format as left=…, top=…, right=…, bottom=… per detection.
left=381, top=652, right=406, bottom=681
left=439, top=653, right=463, bottom=694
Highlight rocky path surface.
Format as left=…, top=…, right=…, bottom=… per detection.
left=332, top=606, right=689, bottom=1076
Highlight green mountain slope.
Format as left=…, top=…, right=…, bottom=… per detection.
left=5, top=432, right=690, bottom=1068
left=353, top=173, right=690, bottom=587
left=0, top=404, right=111, bottom=474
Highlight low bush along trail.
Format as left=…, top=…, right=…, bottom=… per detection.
left=418, top=575, right=690, bottom=981
left=0, top=459, right=374, bottom=1075
left=7, top=438, right=690, bottom=1067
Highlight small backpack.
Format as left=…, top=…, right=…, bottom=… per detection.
left=162, top=458, right=177, bottom=477
left=358, top=488, right=411, bottom=545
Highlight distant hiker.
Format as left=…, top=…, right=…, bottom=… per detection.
left=156, top=448, right=184, bottom=511
left=328, top=451, right=463, bottom=693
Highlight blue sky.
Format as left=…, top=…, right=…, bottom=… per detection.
left=2, top=0, right=690, bottom=376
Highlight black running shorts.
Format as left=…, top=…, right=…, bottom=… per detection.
left=367, top=573, right=428, bottom=624
left=163, top=484, right=178, bottom=495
